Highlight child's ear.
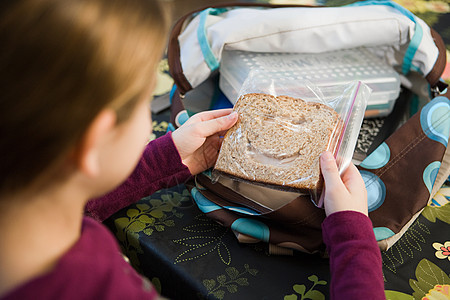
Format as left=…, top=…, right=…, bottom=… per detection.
left=74, top=109, right=117, bottom=177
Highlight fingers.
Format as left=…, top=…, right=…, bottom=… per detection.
left=341, top=163, right=366, bottom=196
left=320, top=152, right=368, bottom=217
left=185, top=109, right=235, bottom=124
left=189, top=111, right=238, bottom=138
left=320, top=151, right=344, bottom=192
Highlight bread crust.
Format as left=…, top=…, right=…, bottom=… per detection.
left=214, top=93, right=341, bottom=192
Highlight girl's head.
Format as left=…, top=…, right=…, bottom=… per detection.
left=0, top=0, right=171, bottom=196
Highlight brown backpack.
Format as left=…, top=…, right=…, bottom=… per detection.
left=166, top=2, right=450, bottom=254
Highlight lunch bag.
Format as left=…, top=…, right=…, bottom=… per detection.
left=166, top=0, right=450, bottom=254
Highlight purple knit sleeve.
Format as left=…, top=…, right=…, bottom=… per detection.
left=322, top=211, right=385, bottom=299
left=85, top=132, right=192, bottom=222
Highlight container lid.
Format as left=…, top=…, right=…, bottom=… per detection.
left=219, top=47, right=401, bottom=109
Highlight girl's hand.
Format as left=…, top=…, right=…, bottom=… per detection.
left=320, top=151, right=368, bottom=217
left=171, top=109, right=238, bottom=175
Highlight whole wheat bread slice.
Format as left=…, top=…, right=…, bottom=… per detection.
left=214, top=93, right=341, bottom=192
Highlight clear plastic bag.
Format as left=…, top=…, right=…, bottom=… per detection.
left=213, top=70, right=371, bottom=205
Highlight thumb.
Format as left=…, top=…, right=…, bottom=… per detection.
left=320, top=151, right=343, bottom=191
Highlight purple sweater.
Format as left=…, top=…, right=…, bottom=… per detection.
left=2, top=133, right=192, bottom=300
left=2, top=133, right=385, bottom=299
left=322, top=211, right=386, bottom=299
left=3, top=217, right=160, bottom=300
left=85, top=132, right=192, bottom=222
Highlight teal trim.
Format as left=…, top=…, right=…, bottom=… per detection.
left=348, top=0, right=422, bottom=75
left=410, top=94, right=419, bottom=116
left=402, top=21, right=422, bottom=75
left=197, top=8, right=228, bottom=72
left=224, top=206, right=261, bottom=216
left=166, top=123, right=176, bottom=133
left=169, top=84, right=177, bottom=104
left=366, top=103, right=392, bottom=110
left=409, top=64, right=422, bottom=74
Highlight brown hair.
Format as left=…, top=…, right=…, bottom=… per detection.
left=0, top=0, right=171, bottom=195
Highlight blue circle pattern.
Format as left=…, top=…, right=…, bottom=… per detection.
left=175, top=110, right=190, bottom=127
left=192, top=186, right=270, bottom=243
left=360, top=170, right=386, bottom=212
left=360, top=142, right=390, bottom=169
left=191, top=187, right=262, bottom=215
left=191, top=187, right=221, bottom=213
left=420, top=96, right=450, bottom=147
left=423, top=161, right=441, bottom=195
left=373, top=227, right=395, bottom=241
left=231, top=218, right=270, bottom=242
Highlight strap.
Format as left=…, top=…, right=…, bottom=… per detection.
left=169, top=84, right=177, bottom=104
left=197, top=8, right=228, bottom=72
left=403, top=21, right=423, bottom=75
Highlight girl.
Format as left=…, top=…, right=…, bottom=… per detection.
left=0, top=0, right=384, bottom=298
left=0, top=0, right=237, bottom=298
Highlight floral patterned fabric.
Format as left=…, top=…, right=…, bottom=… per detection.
left=104, top=1, right=450, bottom=299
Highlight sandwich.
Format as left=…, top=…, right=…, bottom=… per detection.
left=214, top=93, right=341, bottom=192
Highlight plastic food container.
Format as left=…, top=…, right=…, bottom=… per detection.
left=219, top=48, right=401, bottom=118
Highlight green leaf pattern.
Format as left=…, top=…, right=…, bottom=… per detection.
left=151, top=120, right=169, bottom=133
left=422, top=202, right=450, bottom=224
left=202, top=264, right=258, bottom=299
left=410, top=259, right=450, bottom=299
left=382, top=219, right=431, bottom=274
left=385, top=259, right=450, bottom=299
left=284, top=275, right=327, bottom=300
left=173, top=214, right=232, bottom=265
left=385, top=290, right=414, bottom=300
left=113, top=189, right=191, bottom=267
left=383, top=204, right=450, bottom=297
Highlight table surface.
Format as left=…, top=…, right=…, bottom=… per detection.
left=104, top=1, right=450, bottom=299
left=104, top=109, right=450, bottom=300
